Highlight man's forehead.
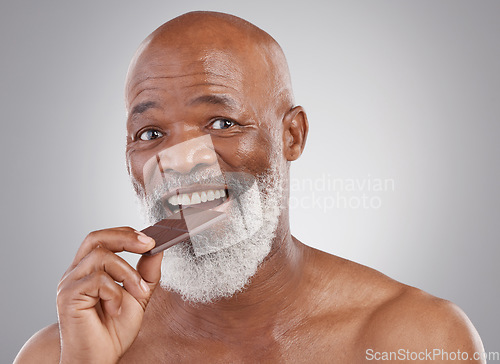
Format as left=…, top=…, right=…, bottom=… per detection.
left=125, top=11, right=294, bottom=119
left=128, top=47, right=244, bottom=85
left=126, top=44, right=256, bottom=111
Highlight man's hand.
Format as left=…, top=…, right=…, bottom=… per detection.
left=56, top=227, right=163, bottom=364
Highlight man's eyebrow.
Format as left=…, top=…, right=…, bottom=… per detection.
left=130, top=101, right=159, bottom=115
left=188, top=94, right=238, bottom=108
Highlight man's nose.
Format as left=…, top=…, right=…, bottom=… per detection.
left=157, top=135, right=217, bottom=175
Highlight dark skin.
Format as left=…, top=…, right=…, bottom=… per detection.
left=16, top=12, right=484, bottom=363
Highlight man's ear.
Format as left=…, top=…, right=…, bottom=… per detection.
left=282, top=106, right=309, bottom=161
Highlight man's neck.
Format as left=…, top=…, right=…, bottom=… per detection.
left=148, top=223, right=309, bottom=342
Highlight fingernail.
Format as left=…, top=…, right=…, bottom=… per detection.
left=140, top=279, right=150, bottom=293
left=137, top=233, right=154, bottom=245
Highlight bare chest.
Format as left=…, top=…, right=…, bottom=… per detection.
left=119, top=318, right=368, bottom=363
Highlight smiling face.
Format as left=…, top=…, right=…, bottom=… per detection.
left=124, top=12, right=299, bottom=303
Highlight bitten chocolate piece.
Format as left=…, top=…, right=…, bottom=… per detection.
left=141, top=208, right=226, bottom=256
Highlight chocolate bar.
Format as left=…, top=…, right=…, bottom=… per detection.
left=141, top=208, right=226, bottom=255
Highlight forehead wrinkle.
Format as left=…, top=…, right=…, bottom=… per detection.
left=130, top=70, right=235, bottom=91
left=187, top=94, right=240, bottom=110
left=184, top=82, right=239, bottom=92
left=127, top=71, right=240, bottom=107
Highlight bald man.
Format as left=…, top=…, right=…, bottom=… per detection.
left=16, top=11, right=484, bottom=363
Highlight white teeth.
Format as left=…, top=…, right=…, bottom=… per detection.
left=168, top=189, right=227, bottom=206
left=168, top=195, right=178, bottom=205
left=191, top=192, right=201, bottom=204
left=181, top=194, right=191, bottom=205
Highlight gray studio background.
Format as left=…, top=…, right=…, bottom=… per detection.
left=1, top=0, right=499, bottom=361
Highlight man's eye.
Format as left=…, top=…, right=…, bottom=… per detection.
left=139, top=129, right=163, bottom=141
left=211, top=119, right=235, bottom=130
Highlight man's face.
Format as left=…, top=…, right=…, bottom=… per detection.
left=125, top=40, right=288, bottom=303
left=125, top=42, right=282, bottom=190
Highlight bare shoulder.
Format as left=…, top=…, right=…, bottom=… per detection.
left=360, top=287, right=485, bottom=362
left=300, top=245, right=484, bottom=362
left=14, top=323, right=60, bottom=364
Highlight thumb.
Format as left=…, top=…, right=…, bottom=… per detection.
left=136, top=251, right=163, bottom=291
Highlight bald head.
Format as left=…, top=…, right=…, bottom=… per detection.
left=125, top=11, right=294, bottom=118
left=125, top=11, right=308, bottom=190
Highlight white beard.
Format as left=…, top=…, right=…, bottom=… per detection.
left=133, top=159, right=286, bottom=304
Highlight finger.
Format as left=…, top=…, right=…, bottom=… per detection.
left=137, top=251, right=164, bottom=290
left=62, top=246, right=151, bottom=302
left=58, top=270, right=124, bottom=317
left=69, top=227, right=155, bottom=271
